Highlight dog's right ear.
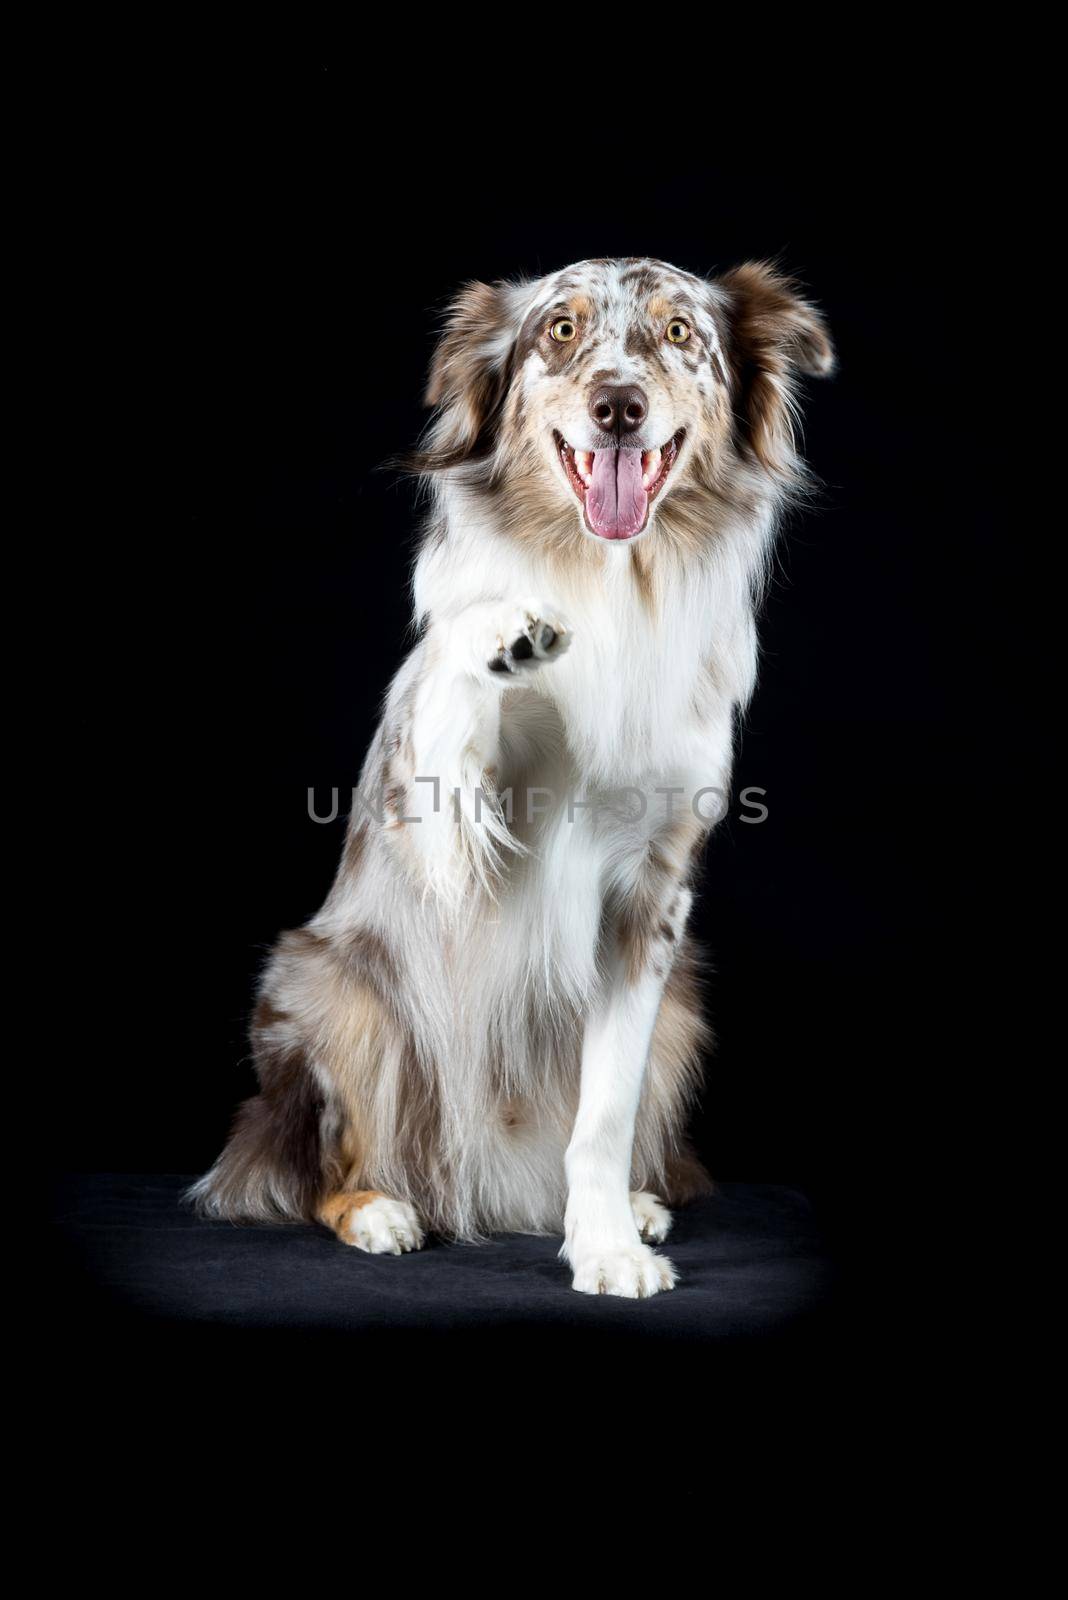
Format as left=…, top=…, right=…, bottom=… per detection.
left=413, top=280, right=529, bottom=474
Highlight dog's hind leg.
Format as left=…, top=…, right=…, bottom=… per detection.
left=317, top=1190, right=425, bottom=1254
left=184, top=989, right=330, bottom=1225
left=189, top=924, right=432, bottom=1248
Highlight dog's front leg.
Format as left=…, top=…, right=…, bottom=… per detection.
left=396, top=599, right=570, bottom=904
left=563, top=886, right=693, bottom=1297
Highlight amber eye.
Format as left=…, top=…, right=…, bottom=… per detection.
left=549, top=318, right=577, bottom=342
left=666, top=319, right=691, bottom=344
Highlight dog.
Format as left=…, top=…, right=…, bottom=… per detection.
left=189, top=256, right=833, bottom=1297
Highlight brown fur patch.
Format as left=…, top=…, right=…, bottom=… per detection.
left=718, top=261, right=834, bottom=479
left=408, top=281, right=520, bottom=472
left=610, top=816, right=706, bottom=986
left=619, top=264, right=662, bottom=298
left=629, top=543, right=656, bottom=611
left=661, top=1142, right=715, bottom=1204
left=251, top=998, right=289, bottom=1032
left=344, top=927, right=401, bottom=1002
left=624, top=322, right=659, bottom=361
left=631, top=934, right=714, bottom=1196
left=277, top=926, right=330, bottom=960
left=189, top=1031, right=329, bottom=1223
left=318, top=1189, right=386, bottom=1239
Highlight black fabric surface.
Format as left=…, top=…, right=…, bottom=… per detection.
left=55, top=1174, right=834, bottom=1343
left=49, top=1175, right=860, bottom=1507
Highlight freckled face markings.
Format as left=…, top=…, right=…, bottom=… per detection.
left=624, top=320, right=664, bottom=363
left=517, top=287, right=604, bottom=377
left=648, top=295, right=675, bottom=321
left=619, top=264, right=663, bottom=300
left=524, top=262, right=711, bottom=358
left=515, top=260, right=729, bottom=477
left=638, top=292, right=720, bottom=375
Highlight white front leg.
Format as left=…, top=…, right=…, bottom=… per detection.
left=562, top=864, right=694, bottom=1296
left=563, top=967, right=679, bottom=1299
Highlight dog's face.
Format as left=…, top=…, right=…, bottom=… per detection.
left=514, top=259, right=729, bottom=541
left=417, top=257, right=833, bottom=550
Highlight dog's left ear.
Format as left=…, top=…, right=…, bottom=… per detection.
left=414, top=279, right=530, bottom=473
left=715, top=262, right=834, bottom=479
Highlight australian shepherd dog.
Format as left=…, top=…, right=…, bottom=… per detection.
left=189, top=256, right=833, bottom=1297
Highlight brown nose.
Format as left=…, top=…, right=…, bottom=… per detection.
left=588, top=383, right=648, bottom=437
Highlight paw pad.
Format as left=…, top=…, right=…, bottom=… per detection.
left=486, top=611, right=570, bottom=675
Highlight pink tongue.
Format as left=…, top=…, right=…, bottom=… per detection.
left=585, top=448, right=647, bottom=540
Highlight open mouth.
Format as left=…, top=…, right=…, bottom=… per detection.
left=554, top=429, right=685, bottom=541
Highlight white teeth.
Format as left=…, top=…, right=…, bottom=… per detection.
left=641, top=448, right=662, bottom=489
left=575, top=450, right=593, bottom=486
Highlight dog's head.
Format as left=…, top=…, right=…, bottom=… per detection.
left=414, top=257, right=833, bottom=548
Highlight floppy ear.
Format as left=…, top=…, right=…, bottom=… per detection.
left=415, top=279, right=529, bottom=473
left=716, top=261, right=834, bottom=479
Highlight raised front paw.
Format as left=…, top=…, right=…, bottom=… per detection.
left=486, top=602, right=571, bottom=676
left=570, top=1241, right=677, bottom=1299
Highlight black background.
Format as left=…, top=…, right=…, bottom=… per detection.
left=34, top=53, right=1005, bottom=1527
left=52, top=64, right=992, bottom=1388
